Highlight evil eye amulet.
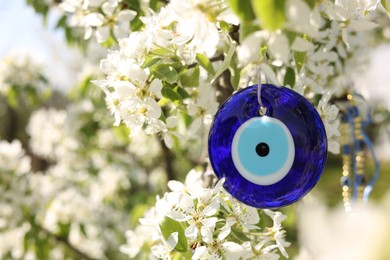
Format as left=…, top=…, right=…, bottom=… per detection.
left=208, top=84, right=327, bottom=208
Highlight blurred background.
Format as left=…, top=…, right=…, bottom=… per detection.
left=1, top=1, right=390, bottom=260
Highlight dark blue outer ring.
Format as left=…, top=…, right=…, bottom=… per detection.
left=208, top=84, right=328, bottom=208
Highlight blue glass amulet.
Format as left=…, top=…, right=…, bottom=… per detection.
left=208, top=84, right=327, bottom=208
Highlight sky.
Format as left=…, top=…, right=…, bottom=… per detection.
left=1, top=1, right=390, bottom=158
left=0, top=1, right=85, bottom=90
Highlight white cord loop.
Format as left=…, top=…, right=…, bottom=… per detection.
left=257, top=66, right=267, bottom=116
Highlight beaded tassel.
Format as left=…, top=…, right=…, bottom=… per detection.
left=338, top=93, right=380, bottom=212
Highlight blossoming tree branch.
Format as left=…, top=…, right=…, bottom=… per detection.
left=0, top=0, right=389, bottom=259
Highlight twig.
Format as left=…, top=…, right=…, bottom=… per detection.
left=188, top=54, right=225, bottom=69
left=159, top=139, right=176, bottom=181
left=4, top=103, right=18, bottom=142
left=229, top=25, right=240, bottom=44
left=216, top=67, right=234, bottom=104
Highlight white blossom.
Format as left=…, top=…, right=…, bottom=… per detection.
left=262, top=210, right=291, bottom=258
left=192, top=239, right=249, bottom=260
left=59, top=0, right=136, bottom=42
left=151, top=232, right=178, bottom=260
left=121, top=169, right=289, bottom=259
left=27, top=108, right=78, bottom=161
left=93, top=60, right=166, bottom=136
left=286, top=0, right=322, bottom=37
left=0, top=140, right=31, bottom=175
left=224, top=199, right=260, bottom=232
left=0, top=223, right=30, bottom=259
left=95, top=0, right=228, bottom=143
left=0, top=53, right=45, bottom=94
left=95, top=2, right=137, bottom=43
left=120, top=225, right=154, bottom=258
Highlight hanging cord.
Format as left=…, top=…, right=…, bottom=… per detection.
left=257, top=62, right=268, bottom=116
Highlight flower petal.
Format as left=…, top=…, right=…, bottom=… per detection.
left=185, top=224, right=198, bottom=240
left=291, top=37, right=312, bottom=52
left=166, top=232, right=179, bottom=250
left=202, top=200, right=219, bottom=216
left=166, top=211, right=188, bottom=222
left=180, top=193, right=195, bottom=214
left=167, top=180, right=185, bottom=192
left=350, top=20, right=378, bottom=32
left=200, top=217, right=218, bottom=230
left=222, top=242, right=248, bottom=260
left=118, top=10, right=137, bottom=22
left=192, top=246, right=208, bottom=260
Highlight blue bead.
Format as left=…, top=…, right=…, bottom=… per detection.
left=343, top=145, right=351, bottom=155
left=340, top=176, right=351, bottom=187
left=208, top=84, right=328, bottom=208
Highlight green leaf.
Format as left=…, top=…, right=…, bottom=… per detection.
left=172, top=250, right=192, bottom=260
left=179, top=66, right=200, bottom=87
left=113, top=125, right=131, bottom=143
left=175, top=87, right=191, bottom=99
left=151, top=48, right=172, bottom=56
left=284, top=67, right=296, bottom=87
left=303, top=0, right=316, bottom=8
left=124, top=0, right=141, bottom=10
left=153, top=65, right=179, bottom=84
left=6, top=87, right=18, bottom=108
left=231, top=227, right=251, bottom=241
left=382, top=0, right=390, bottom=15
left=149, top=0, right=161, bottom=10
left=196, top=53, right=215, bottom=75
left=159, top=217, right=188, bottom=253
left=219, top=21, right=231, bottom=32
left=130, top=204, right=149, bottom=227
left=240, top=20, right=259, bottom=41
left=35, top=236, right=50, bottom=259
left=79, top=223, right=88, bottom=237
left=68, top=75, right=94, bottom=100
left=259, top=45, right=268, bottom=62
left=26, top=0, right=49, bottom=22
left=227, top=0, right=256, bottom=21
left=158, top=97, right=171, bottom=106
left=143, top=57, right=161, bottom=68
left=162, top=85, right=182, bottom=101
left=251, top=0, right=285, bottom=31
left=212, top=41, right=237, bottom=82
left=56, top=15, right=67, bottom=29
left=294, top=51, right=307, bottom=73
left=58, top=222, right=71, bottom=239
left=100, top=34, right=117, bottom=48
left=229, top=66, right=240, bottom=89
left=131, top=15, right=144, bottom=31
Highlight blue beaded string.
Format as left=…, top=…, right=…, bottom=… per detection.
left=362, top=131, right=380, bottom=202
left=360, top=105, right=380, bottom=202
left=340, top=108, right=353, bottom=210
left=341, top=94, right=380, bottom=205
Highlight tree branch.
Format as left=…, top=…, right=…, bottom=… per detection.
left=216, top=67, right=234, bottom=104
left=4, top=103, right=18, bottom=142
left=159, top=139, right=176, bottom=182
left=188, top=54, right=224, bottom=69
left=229, top=25, right=240, bottom=44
